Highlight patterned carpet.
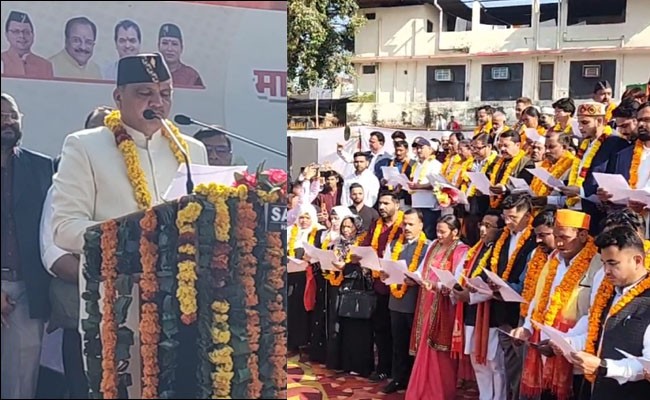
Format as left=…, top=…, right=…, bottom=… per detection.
left=288, top=356, right=480, bottom=400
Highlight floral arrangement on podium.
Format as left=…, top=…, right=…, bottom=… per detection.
left=82, top=164, right=287, bottom=399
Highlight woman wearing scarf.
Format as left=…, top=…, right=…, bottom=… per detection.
left=326, top=215, right=375, bottom=376
left=406, top=215, right=470, bottom=400
left=308, top=206, right=353, bottom=363
left=287, top=204, right=323, bottom=354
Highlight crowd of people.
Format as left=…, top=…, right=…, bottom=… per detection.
left=287, top=80, right=650, bottom=400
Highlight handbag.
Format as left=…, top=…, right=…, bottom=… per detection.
left=337, top=271, right=376, bottom=319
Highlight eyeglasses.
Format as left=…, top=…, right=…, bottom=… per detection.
left=1, top=112, right=22, bottom=123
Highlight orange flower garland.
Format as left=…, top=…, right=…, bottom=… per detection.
left=370, top=211, right=404, bottom=278
left=139, top=210, right=160, bottom=399
left=389, top=231, right=427, bottom=298
left=321, top=234, right=344, bottom=287
left=520, top=248, right=551, bottom=317
left=235, top=200, right=262, bottom=398
left=531, top=256, right=561, bottom=325
left=629, top=140, right=644, bottom=189
left=490, top=223, right=533, bottom=281
left=584, top=274, right=650, bottom=382
left=265, top=232, right=287, bottom=394
left=489, top=150, right=527, bottom=208
left=530, top=152, right=576, bottom=196
left=99, top=220, right=118, bottom=399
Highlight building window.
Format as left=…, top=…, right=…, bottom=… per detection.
left=365, top=13, right=376, bottom=20
left=567, top=0, right=626, bottom=25
left=362, top=65, right=376, bottom=74
left=481, top=63, right=523, bottom=101
left=427, top=20, right=434, bottom=33
left=538, top=63, right=554, bottom=101
left=426, top=65, right=466, bottom=102
left=569, top=60, right=616, bottom=99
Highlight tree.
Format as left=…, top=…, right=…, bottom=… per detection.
left=288, top=0, right=365, bottom=93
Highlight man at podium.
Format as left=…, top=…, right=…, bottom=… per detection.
left=50, top=52, right=208, bottom=398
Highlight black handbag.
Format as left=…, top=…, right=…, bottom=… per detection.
left=337, top=271, right=376, bottom=319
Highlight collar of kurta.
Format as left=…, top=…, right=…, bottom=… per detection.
left=122, top=123, right=164, bottom=149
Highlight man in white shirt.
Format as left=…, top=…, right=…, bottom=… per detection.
left=340, top=152, right=380, bottom=208
left=407, top=137, right=442, bottom=239
left=337, top=131, right=391, bottom=175
left=102, top=20, right=142, bottom=81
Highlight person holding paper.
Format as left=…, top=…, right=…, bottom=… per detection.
left=337, top=131, right=391, bottom=175
left=465, top=133, right=499, bottom=246
left=340, top=152, right=381, bottom=209
left=452, top=210, right=507, bottom=400
left=566, top=227, right=649, bottom=400
left=520, top=107, right=547, bottom=148
left=406, top=215, right=470, bottom=400
left=516, top=210, right=601, bottom=400
left=378, top=209, right=430, bottom=394
left=50, top=54, right=208, bottom=399
left=488, top=129, right=535, bottom=210
left=551, top=97, right=577, bottom=136
left=380, top=140, right=413, bottom=208
left=530, top=131, right=575, bottom=206
left=407, top=136, right=443, bottom=240
left=358, top=191, right=404, bottom=383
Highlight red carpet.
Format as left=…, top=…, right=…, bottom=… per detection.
left=288, top=356, right=479, bottom=400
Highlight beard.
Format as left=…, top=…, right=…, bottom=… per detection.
left=638, top=131, right=650, bottom=142
left=1, top=124, right=22, bottom=148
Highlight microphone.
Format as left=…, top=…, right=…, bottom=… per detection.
left=143, top=110, right=194, bottom=195
left=173, top=114, right=287, bottom=158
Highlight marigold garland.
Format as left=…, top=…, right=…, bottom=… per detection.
left=552, top=122, right=573, bottom=135
left=105, top=109, right=189, bottom=210
left=645, top=240, right=650, bottom=270
left=530, top=152, right=576, bottom=196
left=138, top=210, right=160, bottom=399
left=176, top=201, right=202, bottom=325
left=520, top=248, right=550, bottom=317
left=490, top=222, right=533, bottom=280
left=389, top=231, right=427, bottom=298
left=209, top=300, right=234, bottom=398
left=287, top=225, right=318, bottom=258
left=473, top=120, right=493, bottom=138
left=370, top=211, right=404, bottom=278
left=489, top=150, right=527, bottom=208
left=321, top=234, right=344, bottom=287
left=99, top=220, right=118, bottom=399
left=584, top=274, right=650, bottom=382
left=566, top=132, right=610, bottom=206
left=195, top=183, right=239, bottom=241
left=470, top=244, right=494, bottom=279
left=629, top=140, right=644, bottom=189
left=443, top=154, right=461, bottom=183
left=266, top=232, right=287, bottom=394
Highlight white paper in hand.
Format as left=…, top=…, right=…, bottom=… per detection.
left=302, top=242, right=340, bottom=271
left=350, top=246, right=381, bottom=271
left=383, top=167, right=411, bottom=187
left=463, top=275, right=493, bottom=295
left=483, top=270, right=527, bottom=303
left=466, top=172, right=492, bottom=195
left=527, top=167, right=566, bottom=190
left=615, top=348, right=650, bottom=371
left=531, top=321, right=576, bottom=355
left=405, top=270, right=424, bottom=286
left=288, top=257, right=307, bottom=273
left=525, top=128, right=544, bottom=143
left=378, top=259, right=409, bottom=285
left=592, top=173, right=631, bottom=202
left=163, top=164, right=247, bottom=201
left=509, top=177, right=533, bottom=194
left=432, top=269, right=459, bottom=290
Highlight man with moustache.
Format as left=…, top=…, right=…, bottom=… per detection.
left=531, top=130, right=575, bottom=208
left=1, top=11, right=54, bottom=79
left=49, top=16, right=101, bottom=80
left=491, top=111, right=509, bottom=144
left=488, top=129, right=535, bottom=210
left=464, top=133, right=498, bottom=246
left=379, top=209, right=430, bottom=394
left=452, top=210, right=507, bottom=400
left=102, top=20, right=142, bottom=81
left=473, top=105, right=494, bottom=139
left=407, top=137, right=442, bottom=239
left=158, top=23, right=204, bottom=87
left=1, top=93, right=54, bottom=399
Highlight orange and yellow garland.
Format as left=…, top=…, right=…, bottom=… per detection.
left=489, top=150, right=527, bottom=208
left=105, top=110, right=189, bottom=210
left=566, top=132, right=611, bottom=206
left=552, top=122, right=573, bottom=135
left=629, top=140, right=644, bottom=189
left=265, top=232, right=287, bottom=392
left=520, top=248, right=551, bottom=317
left=490, top=222, right=533, bottom=281
left=176, top=201, right=203, bottom=325
left=584, top=274, right=650, bottom=382
left=287, top=225, right=318, bottom=258
left=370, top=211, right=404, bottom=278
left=389, top=231, right=427, bottom=298
left=139, top=210, right=160, bottom=399
left=99, top=220, right=118, bottom=399
left=530, top=152, right=576, bottom=197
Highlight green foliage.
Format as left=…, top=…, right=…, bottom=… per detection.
left=288, top=0, right=365, bottom=92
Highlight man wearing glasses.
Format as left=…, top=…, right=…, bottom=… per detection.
left=1, top=11, right=53, bottom=79
left=49, top=16, right=101, bottom=80
left=193, top=128, right=246, bottom=166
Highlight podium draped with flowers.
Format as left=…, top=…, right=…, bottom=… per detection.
left=81, top=166, right=288, bottom=399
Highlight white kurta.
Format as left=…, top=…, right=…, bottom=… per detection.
left=51, top=123, right=208, bottom=398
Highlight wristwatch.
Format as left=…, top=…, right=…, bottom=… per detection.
left=598, top=359, right=608, bottom=377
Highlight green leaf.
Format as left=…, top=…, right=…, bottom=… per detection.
left=114, top=296, right=132, bottom=326
left=115, top=274, right=133, bottom=296
left=234, top=368, right=252, bottom=384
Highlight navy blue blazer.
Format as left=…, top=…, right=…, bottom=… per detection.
left=8, top=147, right=54, bottom=319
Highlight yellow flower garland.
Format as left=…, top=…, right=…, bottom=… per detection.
left=473, top=120, right=493, bottom=138
left=489, top=150, right=527, bottom=208
left=105, top=109, right=189, bottom=210
left=645, top=240, right=650, bottom=270
left=584, top=274, right=650, bottom=382
left=176, top=201, right=202, bottom=325
left=321, top=234, right=346, bottom=287
left=468, top=152, right=498, bottom=197
left=287, top=225, right=318, bottom=258
left=209, top=299, right=235, bottom=398
left=552, top=122, right=572, bottom=135
left=443, top=154, right=461, bottom=183
left=629, top=140, right=644, bottom=189
left=530, top=152, right=576, bottom=196
left=389, top=231, right=427, bottom=298
left=520, top=248, right=551, bottom=317
left=195, top=183, right=239, bottom=242
left=370, top=211, right=404, bottom=278
left=490, top=222, right=533, bottom=281
left=566, top=132, right=611, bottom=206
left=470, top=245, right=495, bottom=279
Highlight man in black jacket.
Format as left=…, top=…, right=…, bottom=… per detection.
left=1, top=92, right=54, bottom=399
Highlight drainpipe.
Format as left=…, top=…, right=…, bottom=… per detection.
left=433, top=0, right=461, bottom=52
left=556, top=0, right=562, bottom=50
left=533, top=0, right=540, bottom=51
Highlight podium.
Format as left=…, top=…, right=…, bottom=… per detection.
left=81, top=188, right=287, bottom=399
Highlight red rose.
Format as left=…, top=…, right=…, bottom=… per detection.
left=264, top=169, right=287, bottom=185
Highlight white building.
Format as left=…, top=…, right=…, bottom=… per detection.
left=348, top=0, right=650, bottom=127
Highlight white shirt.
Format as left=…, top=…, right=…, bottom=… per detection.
left=340, top=168, right=380, bottom=208
left=410, top=157, right=442, bottom=210
left=638, top=144, right=650, bottom=190
left=40, top=186, right=68, bottom=277
left=523, top=252, right=567, bottom=334
left=338, top=148, right=391, bottom=173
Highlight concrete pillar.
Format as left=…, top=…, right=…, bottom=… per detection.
left=472, top=1, right=481, bottom=31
